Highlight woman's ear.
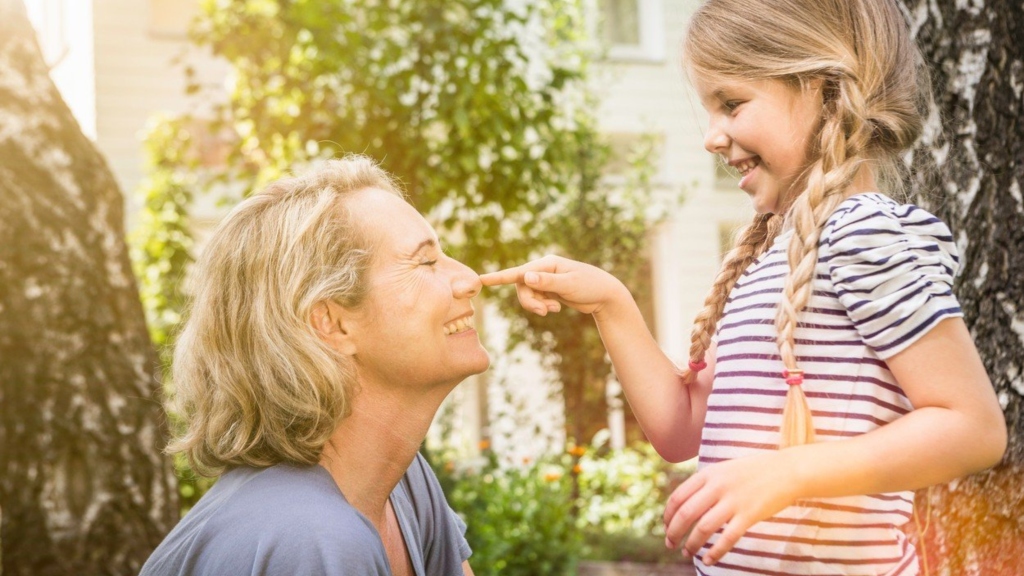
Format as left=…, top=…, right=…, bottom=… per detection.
left=311, top=301, right=358, bottom=356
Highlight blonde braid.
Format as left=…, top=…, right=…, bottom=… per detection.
left=776, top=75, right=875, bottom=447
left=682, top=212, right=783, bottom=383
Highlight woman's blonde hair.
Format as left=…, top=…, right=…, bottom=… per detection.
left=168, top=156, right=403, bottom=475
left=682, top=0, right=931, bottom=447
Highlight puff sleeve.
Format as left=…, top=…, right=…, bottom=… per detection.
left=824, top=194, right=963, bottom=359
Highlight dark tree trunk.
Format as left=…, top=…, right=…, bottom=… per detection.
left=0, top=1, right=178, bottom=574
left=901, top=0, right=1024, bottom=574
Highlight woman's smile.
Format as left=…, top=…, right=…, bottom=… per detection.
left=443, top=314, right=476, bottom=336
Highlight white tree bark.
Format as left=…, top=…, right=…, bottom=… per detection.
left=0, top=0, right=177, bottom=574
left=902, top=0, right=1024, bottom=574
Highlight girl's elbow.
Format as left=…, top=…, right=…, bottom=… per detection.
left=985, top=417, right=1008, bottom=468
left=971, top=412, right=1008, bottom=472
left=652, top=437, right=699, bottom=463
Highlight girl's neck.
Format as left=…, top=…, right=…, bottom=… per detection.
left=786, top=163, right=879, bottom=210
left=846, top=164, right=878, bottom=197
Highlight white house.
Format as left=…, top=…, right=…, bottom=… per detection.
left=26, top=0, right=751, bottom=460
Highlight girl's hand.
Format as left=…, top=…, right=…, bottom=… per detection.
left=663, top=451, right=803, bottom=566
left=479, top=255, right=628, bottom=317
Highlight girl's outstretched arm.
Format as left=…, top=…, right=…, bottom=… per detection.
left=663, top=316, right=1007, bottom=566
left=480, top=255, right=713, bottom=461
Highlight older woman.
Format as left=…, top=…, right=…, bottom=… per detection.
left=141, top=157, right=484, bottom=576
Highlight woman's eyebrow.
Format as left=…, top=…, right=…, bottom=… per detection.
left=409, top=238, right=438, bottom=257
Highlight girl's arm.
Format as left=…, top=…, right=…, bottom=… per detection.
left=664, top=316, right=1007, bottom=566
left=479, top=255, right=713, bottom=461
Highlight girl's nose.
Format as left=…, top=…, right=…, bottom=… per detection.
left=704, top=118, right=730, bottom=154
left=451, top=261, right=482, bottom=299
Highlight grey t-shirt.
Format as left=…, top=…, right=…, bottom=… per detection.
left=140, top=453, right=471, bottom=576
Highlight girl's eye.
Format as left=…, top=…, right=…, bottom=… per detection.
left=724, top=100, right=742, bottom=111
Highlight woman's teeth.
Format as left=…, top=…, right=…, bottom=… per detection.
left=443, top=316, right=474, bottom=335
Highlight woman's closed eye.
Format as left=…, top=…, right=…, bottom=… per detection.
left=420, top=259, right=438, bottom=268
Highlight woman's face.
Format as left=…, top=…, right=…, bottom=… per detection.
left=344, top=188, right=490, bottom=390
left=693, top=74, right=823, bottom=214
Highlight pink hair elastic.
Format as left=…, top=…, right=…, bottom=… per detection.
left=783, top=368, right=804, bottom=386
left=688, top=360, right=707, bottom=372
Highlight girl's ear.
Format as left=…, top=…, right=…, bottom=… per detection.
left=311, top=301, right=358, bottom=356
left=806, top=78, right=827, bottom=104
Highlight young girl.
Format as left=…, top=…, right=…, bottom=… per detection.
left=480, top=0, right=1006, bottom=573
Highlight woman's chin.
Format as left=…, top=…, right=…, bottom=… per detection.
left=467, top=349, right=491, bottom=376
left=448, top=347, right=491, bottom=383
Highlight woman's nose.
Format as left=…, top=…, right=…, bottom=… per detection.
left=451, top=260, right=482, bottom=299
left=703, top=117, right=729, bottom=154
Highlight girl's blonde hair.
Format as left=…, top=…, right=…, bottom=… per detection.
left=168, top=156, right=403, bottom=475
left=682, top=0, right=931, bottom=447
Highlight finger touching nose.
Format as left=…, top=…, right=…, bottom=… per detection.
left=478, top=267, right=523, bottom=287
left=452, top=264, right=482, bottom=299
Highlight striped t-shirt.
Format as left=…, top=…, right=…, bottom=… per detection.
left=697, top=193, right=962, bottom=576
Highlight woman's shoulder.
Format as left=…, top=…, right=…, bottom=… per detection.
left=213, top=464, right=369, bottom=530
left=141, top=464, right=388, bottom=576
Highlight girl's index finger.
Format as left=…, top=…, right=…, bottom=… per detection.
left=479, top=267, right=526, bottom=287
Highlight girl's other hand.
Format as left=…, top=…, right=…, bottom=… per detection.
left=663, top=451, right=803, bottom=566
left=479, top=255, right=628, bottom=317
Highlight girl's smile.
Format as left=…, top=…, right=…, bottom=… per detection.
left=730, top=156, right=760, bottom=189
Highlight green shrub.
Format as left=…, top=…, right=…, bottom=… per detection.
left=576, top=431, right=695, bottom=536
left=573, top=431, right=696, bottom=563
left=433, top=446, right=583, bottom=576
left=429, top=432, right=697, bottom=572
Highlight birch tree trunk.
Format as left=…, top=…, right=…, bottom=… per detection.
left=0, top=1, right=178, bottom=574
left=901, top=0, right=1024, bottom=574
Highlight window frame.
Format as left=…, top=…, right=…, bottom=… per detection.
left=598, top=0, right=666, bottom=63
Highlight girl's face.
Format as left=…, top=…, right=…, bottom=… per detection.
left=693, top=74, right=823, bottom=214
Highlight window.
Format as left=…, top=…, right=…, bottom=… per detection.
left=597, top=0, right=665, bottom=62
left=600, top=0, right=641, bottom=46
